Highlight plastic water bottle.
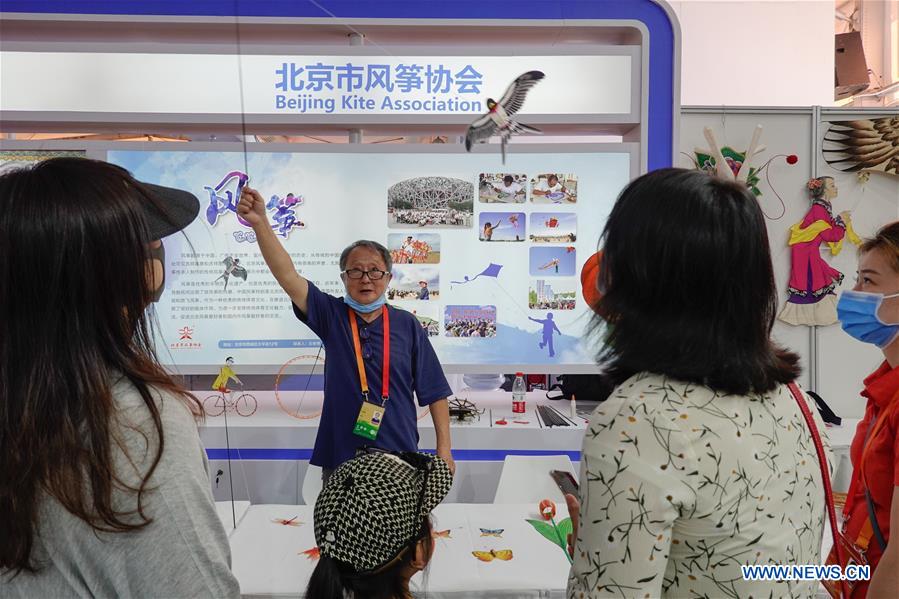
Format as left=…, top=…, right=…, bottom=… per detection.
left=512, top=372, right=526, bottom=414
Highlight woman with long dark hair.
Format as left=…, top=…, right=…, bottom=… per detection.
left=567, top=168, right=831, bottom=598
left=0, top=158, right=240, bottom=597
left=306, top=450, right=452, bottom=599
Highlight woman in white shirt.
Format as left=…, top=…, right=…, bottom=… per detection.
left=0, top=158, right=240, bottom=598
left=568, top=168, right=831, bottom=598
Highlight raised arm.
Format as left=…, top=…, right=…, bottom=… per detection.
left=238, top=186, right=309, bottom=313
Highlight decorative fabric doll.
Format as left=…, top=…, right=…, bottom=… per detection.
left=778, top=176, right=861, bottom=326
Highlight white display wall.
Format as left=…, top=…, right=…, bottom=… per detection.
left=2, top=107, right=895, bottom=418
left=680, top=107, right=899, bottom=419
left=815, top=109, right=899, bottom=419
left=107, top=144, right=633, bottom=374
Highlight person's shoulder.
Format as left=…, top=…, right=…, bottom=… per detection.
left=388, top=305, right=420, bottom=328
left=306, top=279, right=330, bottom=297
left=606, top=372, right=715, bottom=415
left=607, top=372, right=666, bottom=402
left=306, top=280, right=344, bottom=308
left=808, top=202, right=833, bottom=217
left=108, top=378, right=204, bottom=480
left=111, top=378, right=198, bottom=431
left=585, top=374, right=711, bottom=468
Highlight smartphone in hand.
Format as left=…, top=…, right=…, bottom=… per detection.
left=550, top=469, right=579, bottom=497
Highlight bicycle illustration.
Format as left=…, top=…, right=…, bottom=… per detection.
left=203, top=385, right=258, bottom=417
left=204, top=356, right=256, bottom=417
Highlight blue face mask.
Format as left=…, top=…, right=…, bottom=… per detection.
left=343, top=293, right=387, bottom=314
left=837, top=290, right=899, bottom=348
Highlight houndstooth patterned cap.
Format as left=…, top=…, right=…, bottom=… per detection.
left=313, top=451, right=453, bottom=572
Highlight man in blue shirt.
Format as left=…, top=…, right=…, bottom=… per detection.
left=417, top=280, right=430, bottom=300
left=239, top=186, right=454, bottom=480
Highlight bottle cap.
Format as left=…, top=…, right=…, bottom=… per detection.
left=515, top=372, right=524, bottom=377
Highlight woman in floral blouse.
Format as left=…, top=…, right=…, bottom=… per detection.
left=568, top=169, right=831, bottom=598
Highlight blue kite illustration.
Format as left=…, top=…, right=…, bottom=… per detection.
left=451, top=263, right=503, bottom=285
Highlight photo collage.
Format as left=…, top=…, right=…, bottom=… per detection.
left=385, top=233, right=442, bottom=336
left=481, top=172, right=579, bottom=316
left=386, top=172, right=579, bottom=341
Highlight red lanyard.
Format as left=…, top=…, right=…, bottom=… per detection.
left=348, top=306, right=390, bottom=403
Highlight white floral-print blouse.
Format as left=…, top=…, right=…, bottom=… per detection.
left=568, top=372, right=832, bottom=599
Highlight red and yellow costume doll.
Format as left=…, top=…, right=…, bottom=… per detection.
left=779, top=176, right=861, bottom=326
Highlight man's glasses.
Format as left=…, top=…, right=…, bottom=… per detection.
left=343, top=268, right=388, bottom=280
left=359, top=326, right=373, bottom=360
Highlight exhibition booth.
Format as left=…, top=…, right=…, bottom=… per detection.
left=2, top=1, right=898, bottom=596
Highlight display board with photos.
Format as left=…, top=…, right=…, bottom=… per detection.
left=108, top=146, right=632, bottom=372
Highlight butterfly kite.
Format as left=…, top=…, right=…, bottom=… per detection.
left=472, top=549, right=514, bottom=562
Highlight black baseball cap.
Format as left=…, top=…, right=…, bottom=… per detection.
left=132, top=180, right=200, bottom=241
left=9, top=156, right=200, bottom=242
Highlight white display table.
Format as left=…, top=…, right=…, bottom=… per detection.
left=216, top=418, right=860, bottom=598
left=199, top=389, right=586, bottom=438
left=201, top=392, right=860, bottom=504
left=200, top=390, right=588, bottom=504
left=216, top=500, right=251, bottom=536
left=228, top=503, right=572, bottom=598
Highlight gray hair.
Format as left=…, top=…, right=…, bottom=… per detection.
left=339, top=240, right=393, bottom=272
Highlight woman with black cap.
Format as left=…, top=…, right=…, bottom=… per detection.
left=0, top=158, right=240, bottom=597
left=306, top=450, right=453, bottom=599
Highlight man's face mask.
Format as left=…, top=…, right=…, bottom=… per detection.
left=149, top=241, right=165, bottom=302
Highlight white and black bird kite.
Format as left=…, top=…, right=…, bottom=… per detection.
left=465, top=70, right=545, bottom=164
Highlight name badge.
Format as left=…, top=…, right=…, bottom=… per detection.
left=353, top=397, right=387, bottom=440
